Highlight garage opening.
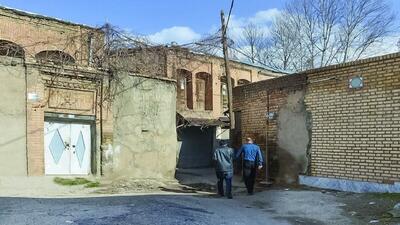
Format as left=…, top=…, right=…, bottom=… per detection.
left=177, top=126, right=215, bottom=169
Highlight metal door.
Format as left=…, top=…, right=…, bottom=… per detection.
left=69, top=124, right=91, bottom=175
left=44, top=121, right=91, bottom=175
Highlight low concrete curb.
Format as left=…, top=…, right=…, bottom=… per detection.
left=299, top=175, right=400, bottom=193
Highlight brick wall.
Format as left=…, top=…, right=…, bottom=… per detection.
left=234, top=52, right=400, bottom=184
left=233, top=74, right=307, bottom=181
left=0, top=6, right=101, bottom=65
left=305, top=53, right=400, bottom=183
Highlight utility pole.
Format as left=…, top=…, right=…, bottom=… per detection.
left=220, top=11, right=235, bottom=129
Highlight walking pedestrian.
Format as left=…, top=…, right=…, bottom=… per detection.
left=213, top=140, right=235, bottom=199
left=236, top=137, right=263, bottom=195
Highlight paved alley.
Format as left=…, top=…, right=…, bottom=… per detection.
left=0, top=190, right=355, bottom=225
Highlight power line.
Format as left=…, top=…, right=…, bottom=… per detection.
left=226, top=0, right=235, bottom=30
left=229, top=45, right=286, bottom=72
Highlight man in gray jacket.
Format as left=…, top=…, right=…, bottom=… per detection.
left=213, top=140, right=234, bottom=199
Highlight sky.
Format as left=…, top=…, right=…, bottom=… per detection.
left=0, top=0, right=398, bottom=50
left=0, top=0, right=283, bottom=42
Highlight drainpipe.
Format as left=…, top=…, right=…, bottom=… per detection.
left=99, top=76, right=104, bottom=176
left=23, top=57, right=29, bottom=176
left=265, top=91, right=270, bottom=183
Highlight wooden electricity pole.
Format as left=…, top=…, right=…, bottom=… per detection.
left=220, top=11, right=235, bottom=129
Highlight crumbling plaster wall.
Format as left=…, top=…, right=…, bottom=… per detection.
left=276, top=90, right=311, bottom=183
left=0, top=57, right=27, bottom=176
left=233, top=74, right=309, bottom=183
left=106, top=73, right=177, bottom=179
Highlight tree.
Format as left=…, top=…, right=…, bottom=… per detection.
left=236, top=23, right=267, bottom=64
left=397, top=38, right=400, bottom=51
left=263, top=0, right=395, bottom=72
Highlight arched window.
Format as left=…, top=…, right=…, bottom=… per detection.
left=220, top=76, right=235, bottom=110
left=237, top=79, right=250, bottom=86
left=177, top=69, right=193, bottom=110
left=35, top=50, right=75, bottom=65
left=195, top=72, right=213, bottom=110
left=0, top=40, right=25, bottom=59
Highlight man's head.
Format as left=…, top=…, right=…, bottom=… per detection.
left=246, top=137, right=253, bottom=144
left=219, top=140, right=228, bottom=147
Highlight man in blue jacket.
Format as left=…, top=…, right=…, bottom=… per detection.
left=213, top=140, right=235, bottom=199
left=236, top=137, right=263, bottom=195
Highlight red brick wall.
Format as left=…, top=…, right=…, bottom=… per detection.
left=233, top=74, right=307, bottom=181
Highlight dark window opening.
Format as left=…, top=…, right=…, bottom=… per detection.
left=220, top=76, right=235, bottom=111
left=35, top=50, right=75, bottom=65
left=196, top=72, right=213, bottom=110
left=0, top=40, right=25, bottom=59
left=177, top=69, right=193, bottom=109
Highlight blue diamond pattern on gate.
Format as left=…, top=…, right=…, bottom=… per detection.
left=75, top=131, right=86, bottom=167
left=49, top=129, right=65, bottom=164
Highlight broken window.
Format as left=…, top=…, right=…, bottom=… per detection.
left=220, top=76, right=235, bottom=111
left=196, top=72, right=213, bottom=111
left=177, top=69, right=193, bottom=109
left=35, top=50, right=75, bottom=65
left=0, top=40, right=25, bottom=59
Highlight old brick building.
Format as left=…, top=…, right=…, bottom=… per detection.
left=170, top=52, right=284, bottom=168
left=0, top=6, right=177, bottom=179
left=128, top=46, right=285, bottom=168
left=233, top=52, right=400, bottom=191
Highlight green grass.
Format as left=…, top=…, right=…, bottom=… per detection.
left=54, top=177, right=91, bottom=186
left=84, top=181, right=100, bottom=188
left=53, top=177, right=101, bottom=188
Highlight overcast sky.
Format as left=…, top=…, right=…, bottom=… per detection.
left=0, top=0, right=399, bottom=52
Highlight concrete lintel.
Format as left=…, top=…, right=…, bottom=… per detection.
left=299, top=175, right=400, bottom=193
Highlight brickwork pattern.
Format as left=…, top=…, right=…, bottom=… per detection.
left=304, top=53, right=400, bottom=183
left=233, top=74, right=307, bottom=180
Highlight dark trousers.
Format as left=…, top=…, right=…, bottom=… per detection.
left=243, top=160, right=257, bottom=194
left=216, top=171, right=232, bottom=197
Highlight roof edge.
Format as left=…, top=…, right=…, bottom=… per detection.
left=0, top=5, right=99, bottom=30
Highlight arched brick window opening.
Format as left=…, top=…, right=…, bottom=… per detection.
left=196, top=72, right=213, bottom=110
left=237, top=79, right=250, bottom=86
left=35, top=50, right=75, bottom=65
left=0, top=40, right=25, bottom=59
left=221, top=76, right=235, bottom=111
left=177, top=69, right=193, bottom=109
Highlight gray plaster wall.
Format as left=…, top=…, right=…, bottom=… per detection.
left=106, top=73, right=177, bottom=179
left=0, top=57, right=27, bottom=176
left=276, top=90, right=310, bottom=184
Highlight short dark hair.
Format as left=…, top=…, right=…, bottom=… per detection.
left=219, top=140, right=228, bottom=146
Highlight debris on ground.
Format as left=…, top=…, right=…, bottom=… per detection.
left=349, top=211, right=357, bottom=216
left=94, top=178, right=173, bottom=194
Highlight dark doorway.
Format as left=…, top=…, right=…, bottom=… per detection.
left=177, top=126, right=215, bottom=168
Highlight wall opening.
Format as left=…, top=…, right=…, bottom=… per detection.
left=0, top=40, right=25, bottom=59
left=220, top=76, right=235, bottom=111
left=177, top=69, right=193, bottom=109
left=195, top=72, right=213, bottom=110
left=35, top=50, right=75, bottom=65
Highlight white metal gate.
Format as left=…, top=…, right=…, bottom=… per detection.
left=44, top=121, right=91, bottom=175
